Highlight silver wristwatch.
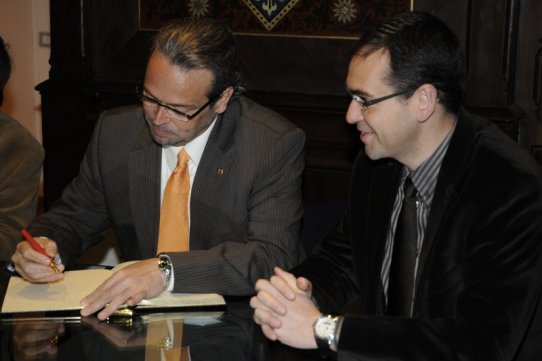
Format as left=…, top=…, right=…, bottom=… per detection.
left=157, top=254, right=172, bottom=291
left=313, top=314, right=341, bottom=351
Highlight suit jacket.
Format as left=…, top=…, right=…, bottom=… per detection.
left=0, top=112, right=44, bottom=260
left=28, top=96, right=305, bottom=295
left=294, top=109, right=542, bottom=360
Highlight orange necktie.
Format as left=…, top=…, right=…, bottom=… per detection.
left=157, top=149, right=190, bottom=253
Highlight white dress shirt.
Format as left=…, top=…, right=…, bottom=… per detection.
left=159, top=118, right=216, bottom=290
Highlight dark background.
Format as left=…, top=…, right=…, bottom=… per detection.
left=38, top=0, right=542, bottom=221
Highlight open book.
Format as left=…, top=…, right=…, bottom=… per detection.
left=1, top=262, right=225, bottom=315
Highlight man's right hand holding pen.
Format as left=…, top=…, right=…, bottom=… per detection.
left=11, top=230, right=65, bottom=283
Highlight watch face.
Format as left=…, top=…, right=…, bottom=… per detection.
left=315, top=317, right=335, bottom=338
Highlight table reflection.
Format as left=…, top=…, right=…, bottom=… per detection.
left=0, top=301, right=330, bottom=361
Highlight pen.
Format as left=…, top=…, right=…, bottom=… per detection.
left=21, top=229, right=60, bottom=273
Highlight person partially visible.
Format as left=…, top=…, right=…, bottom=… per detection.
left=11, top=18, right=305, bottom=320
left=0, top=35, right=44, bottom=260
left=251, top=12, right=542, bottom=361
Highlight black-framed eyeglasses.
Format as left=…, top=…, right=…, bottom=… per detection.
left=350, top=88, right=415, bottom=111
left=136, top=87, right=214, bottom=122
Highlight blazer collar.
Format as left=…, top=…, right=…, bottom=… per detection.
left=206, top=95, right=241, bottom=153
left=189, top=96, right=242, bottom=243
left=192, top=95, right=239, bottom=187
left=416, top=108, right=479, bottom=288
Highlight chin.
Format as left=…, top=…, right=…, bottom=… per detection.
left=364, top=147, right=386, bottom=161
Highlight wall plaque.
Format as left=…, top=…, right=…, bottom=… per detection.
left=139, top=0, right=411, bottom=37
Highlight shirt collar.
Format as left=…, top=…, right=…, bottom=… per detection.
left=163, top=116, right=217, bottom=170
left=403, top=121, right=457, bottom=207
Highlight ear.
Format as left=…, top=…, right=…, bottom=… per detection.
left=213, top=86, right=235, bottom=114
left=414, top=83, right=438, bottom=123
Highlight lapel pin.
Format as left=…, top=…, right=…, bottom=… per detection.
left=217, top=168, right=224, bottom=175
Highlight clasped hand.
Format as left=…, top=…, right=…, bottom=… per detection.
left=250, top=267, right=321, bottom=349
left=12, top=239, right=166, bottom=320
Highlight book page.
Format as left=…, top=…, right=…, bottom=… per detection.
left=1, top=269, right=111, bottom=313
left=1, top=262, right=225, bottom=314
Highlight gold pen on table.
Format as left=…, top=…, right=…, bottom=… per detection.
left=21, top=229, right=60, bottom=273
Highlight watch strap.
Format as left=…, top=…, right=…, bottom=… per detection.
left=157, top=253, right=172, bottom=291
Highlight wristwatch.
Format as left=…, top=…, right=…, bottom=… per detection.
left=157, top=254, right=172, bottom=291
left=313, top=314, right=341, bottom=351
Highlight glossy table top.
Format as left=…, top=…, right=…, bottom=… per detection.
left=0, top=264, right=333, bottom=361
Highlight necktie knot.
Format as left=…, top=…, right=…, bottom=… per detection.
left=174, top=149, right=190, bottom=171
left=170, top=149, right=190, bottom=193
left=403, top=176, right=417, bottom=200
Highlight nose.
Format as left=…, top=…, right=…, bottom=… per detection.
left=150, top=105, right=170, bottom=126
left=345, top=99, right=364, bottom=125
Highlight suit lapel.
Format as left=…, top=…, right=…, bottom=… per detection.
left=366, top=162, right=402, bottom=263
left=190, top=97, right=239, bottom=244
left=351, top=155, right=402, bottom=312
left=128, top=126, right=162, bottom=257
left=416, top=109, right=476, bottom=290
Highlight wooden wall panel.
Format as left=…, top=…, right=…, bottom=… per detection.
left=39, top=0, right=540, bottom=209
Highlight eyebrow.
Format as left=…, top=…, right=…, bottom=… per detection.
left=142, top=86, right=195, bottom=109
left=347, top=88, right=371, bottom=98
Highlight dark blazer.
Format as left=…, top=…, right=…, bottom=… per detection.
left=28, top=96, right=305, bottom=295
left=294, top=109, right=542, bottom=360
left=0, top=112, right=44, bottom=260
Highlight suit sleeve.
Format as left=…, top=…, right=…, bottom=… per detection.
left=292, top=212, right=360, bottom=313
left=0, top=121, right=44, bottom=260
left=26, top=113, right=113, bottom=265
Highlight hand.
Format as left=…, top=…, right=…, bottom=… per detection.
left=12, top=238, right=65, bottom=283
left=80, top=258, right=166, bottom=320
left=82, top=316, right=146, bottom=347
left=12, top=321, right=65, bottom=361
left=251, top=267, right=320, bottom=349
left=251, top=267, right=311, bottom=333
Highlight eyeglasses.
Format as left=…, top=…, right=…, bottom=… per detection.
left=350, top=88, right=414, bottom=111
left=136, top=87, right=214, bottom=122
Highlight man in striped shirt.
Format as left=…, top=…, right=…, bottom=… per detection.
left=251, top=12, right=542, bottom=361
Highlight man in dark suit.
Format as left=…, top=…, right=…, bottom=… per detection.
left=251, top=12, right=542, bottom=360
left=0, top=35, right=44, bottom=260
left=11, top=18, right=304, bottom=320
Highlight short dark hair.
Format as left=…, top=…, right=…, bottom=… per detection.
left=151, top=17, right=242, bottom=102
left=351, top=12, right=466, bottom=114
left=0, top=35, right=12, bottom=107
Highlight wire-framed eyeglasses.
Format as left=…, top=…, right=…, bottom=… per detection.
left=350, top=88, right=415, bottom=111
left=136, top=87, right=214, bottom=122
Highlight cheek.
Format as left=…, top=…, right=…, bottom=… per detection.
left=143, top=108, right=154, bottom=122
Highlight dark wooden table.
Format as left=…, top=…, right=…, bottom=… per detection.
left=0, top=262, right=333, bottom=361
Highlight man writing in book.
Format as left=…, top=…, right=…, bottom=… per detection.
left=10, top=18, right=305, bottom=320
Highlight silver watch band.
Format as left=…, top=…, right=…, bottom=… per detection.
left=157, top=253, right=172, bottom=291
left=330, top=316, right=344, bottom=352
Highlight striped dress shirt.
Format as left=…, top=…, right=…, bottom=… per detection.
left=381, top=123, right=456, bottom=311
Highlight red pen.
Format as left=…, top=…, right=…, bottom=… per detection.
left=21, top=229, right=60, bottom=273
